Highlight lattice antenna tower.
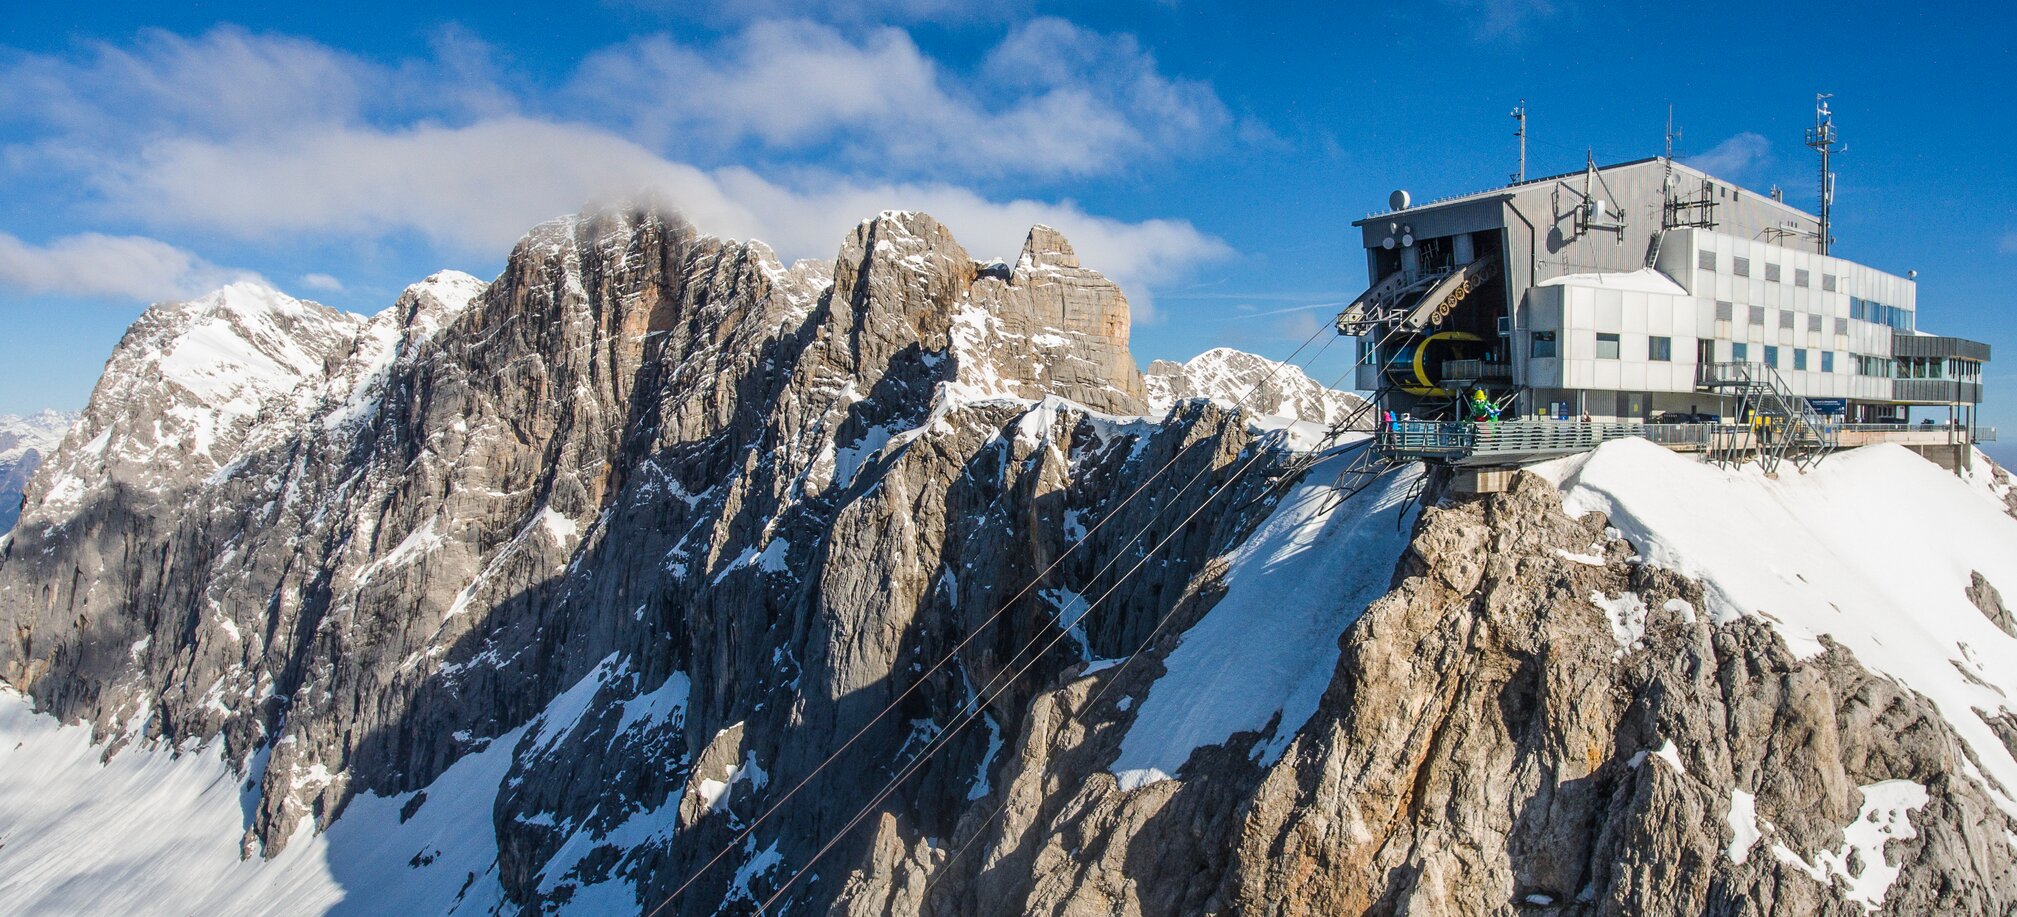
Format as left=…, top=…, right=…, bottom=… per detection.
left=1805, top=93, right=1842, bottom=255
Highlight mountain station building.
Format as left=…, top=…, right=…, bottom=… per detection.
left=1345, top=156, right=1990, bottom=436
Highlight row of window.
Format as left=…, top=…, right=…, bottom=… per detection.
left=1714, top=301, right=1858, bottom=335
left=1850, top=296, right=1914, bottom=332
left=1697, top=250, right=1834, bottom=290
left=1897, top=356, right=1983, bottom=381
left=1533, top=331, right=1904, bottom=377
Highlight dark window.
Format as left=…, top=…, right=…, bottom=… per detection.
left=1821, top=351, right=1835, bottom=373
left=1808, top=314, right=1822, bottom=332
left=1823, top=274, right=1837, bottom=291
left=1834, top=317, right=1848, bottom=335
left=1531, top=330, right=1558, bottom=358
left=1749, top=306, right=1766, bottom=325
left=1795, top=268, right=1810, bottom=287
left=1733, top=257, right=1751, bottom=277
left=1793, top=349, right=1808, bottom=371
left=1715, top=300, right=1734, bottom=321
left=1595, top=332, right=1621, bottom=360
left=1698, top=250, right=1717, bottom=271
left=1765, top=263, right=1782, bottom=282
left=1763, top=345, right=1779, bottom=367
left=1779, top=311, right=1795, bottom=329
left=1733, top=342, right=1749, bottom=361
left=1649, top=336, right=1672, bottom=361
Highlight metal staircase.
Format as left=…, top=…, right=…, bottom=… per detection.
left=1696, top=361, right=1837, bottom=474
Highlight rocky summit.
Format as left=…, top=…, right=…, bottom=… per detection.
left=1, top=203, right=2014, bottom=916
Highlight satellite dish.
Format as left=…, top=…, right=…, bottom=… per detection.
left=1389, top=190, right=1412, bottom=211
left=1401, top=233, right=1415, bottom=247
left=1382, top=237, right=1397, bottom=250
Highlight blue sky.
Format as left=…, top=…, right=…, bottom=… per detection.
left=5, top=0, right=2016, bottom=448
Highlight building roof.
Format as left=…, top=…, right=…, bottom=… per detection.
left=1353, top=155, right=1819, bottom=226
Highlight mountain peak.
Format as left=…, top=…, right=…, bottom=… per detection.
left=1144, top=346, right=1366, bottom=427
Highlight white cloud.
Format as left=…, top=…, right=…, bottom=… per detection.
left=0, top=231, right=262, bottom=300
left=299, top=273, right=344, bottom=292
left=2, top=25, right=1232, bottom=311
left=565, top=18, right=1228, bottom=177
left=81, top=114, right=1224, bottom=314
left=1685, top=132, right=1773, bottom=182
left=93, top=117, right=764, bottom=255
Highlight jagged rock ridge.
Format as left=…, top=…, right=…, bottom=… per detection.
left=1145, top=346, right=1367, bottom=428
left=1, top=202, right=2014, bottom=916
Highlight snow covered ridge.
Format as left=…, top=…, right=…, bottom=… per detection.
left=1144, top=346, right=1367, bottom=428
left=1540, top=439, right=2017, bottom=815
left=21, top=273, right=486, bottom=528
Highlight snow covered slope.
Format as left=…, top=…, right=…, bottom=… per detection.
left=0, top=411, right=75, bottom=534
left=1544, top=439, right=2017, bottom=813
left=0, top=685, right=513, bottom=915
left=1112, top=447, right=1417, bottom=789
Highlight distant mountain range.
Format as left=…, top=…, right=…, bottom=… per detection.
left=0, top=410, right=76, bottom=533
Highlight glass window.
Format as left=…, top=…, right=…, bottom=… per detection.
left=1793, top=349, right=1808, bottom=371
left=1823, top=274, right=1837, bottom=291
left=1765, top=263, right=1782, bottom=282
left=1649, top=336, right=1672, bottom=361
left=1821, top=351, right=1835, bottom=373
left=1779, top=311, right=1795, bottom=329
left=1733, top=256, right=1751, bottom=277
left=1763, top=345, right=1779, bottom=367
left=1530, top=330, right=1557, bottom=358
left=1733, top=342, right=1749, bottom=361
left=1749, top=306, right=1766, bottom=325
left=1715, top=300, right=1734, bottom=321
left=1796, top=268, right=1811, bottom=287
left=1698, top=250, right=1717, bottom=270
left=1807, top=314, right=1822, bottom=332
left=1595, top=332, right=1621, bottom=360
left=1834, top=317, right=1848, bottom=335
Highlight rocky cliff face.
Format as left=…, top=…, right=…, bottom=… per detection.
left=0, top=410, right=76, bottom=534
left=2, top=204, right=2014, bottom=916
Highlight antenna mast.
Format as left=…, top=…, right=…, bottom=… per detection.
left=1511, top=100, right=1527, bottom=182
left=1805, top=93, right=1840, bottom=255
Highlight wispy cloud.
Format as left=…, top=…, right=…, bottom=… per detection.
left=566, top=18, right=1228, bottom=177
left=1684, top=132, right=1773, bottom=182
left=1438, top=0, right=1560, bottom=41
left=0, top=24, right=1233, bottom=308
left=0, top=231, right=262, bottom=300
left=299, top=273, right=345, bottom=292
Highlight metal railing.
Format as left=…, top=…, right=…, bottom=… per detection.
left=1373, top=419, right=1993, bottom=464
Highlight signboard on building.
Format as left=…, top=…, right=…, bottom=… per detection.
left=1809, top=398, right=1847, bottom=415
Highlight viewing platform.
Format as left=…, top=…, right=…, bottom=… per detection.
left=1379, top=418, right=1992, bottom=467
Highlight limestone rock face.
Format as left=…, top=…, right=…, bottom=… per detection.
left=926, top=472, right=2017, bottom=917
left=1145, top=346, right=1367, bottom=426
left=3, top=201, right=2014, bottom=916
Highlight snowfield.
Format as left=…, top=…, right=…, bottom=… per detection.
left=1112, top=452, right=1423, bottom=789
left=1542, top=439, right=2017, bottom=816
left=0, top=685, right=514, bottom=914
